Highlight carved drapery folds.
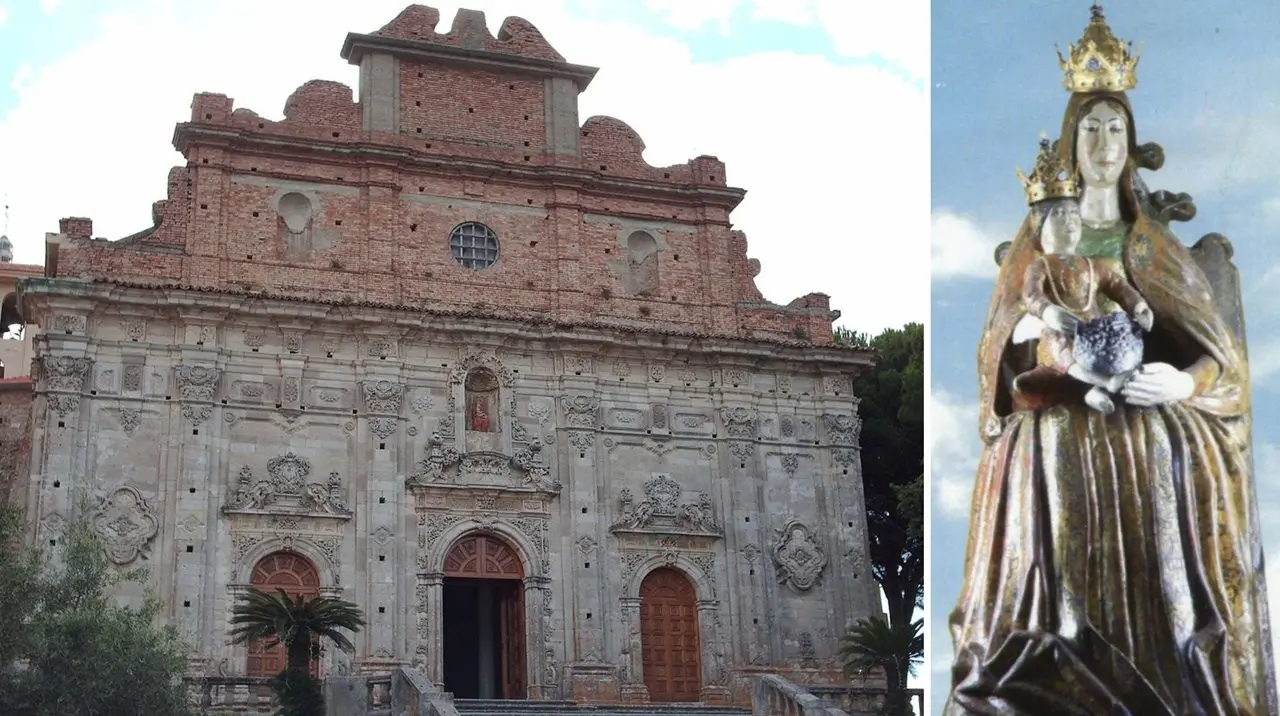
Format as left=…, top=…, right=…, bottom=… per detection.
left=224, top=452, right=352, bottom=518
left=772, top=520, right=828, bottom=591
left=92, top=485, right=160, bottom=565
left=611, top=474, right=722, bottom=536
left=407, top=432, right=559, bottom=493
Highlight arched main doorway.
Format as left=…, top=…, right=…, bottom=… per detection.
left=246, top=552, right=321, bottom=677
left=640, top=567, right=702, bottom=702
left=442, top=533, right=526, bottom=699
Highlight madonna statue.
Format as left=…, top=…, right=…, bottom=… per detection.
left=943, top=6, right=1276, bottom=715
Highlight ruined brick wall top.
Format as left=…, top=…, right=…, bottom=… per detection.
left=374, top=5, right=566, bottom=62
left=37, top=6, right=851, bottom=351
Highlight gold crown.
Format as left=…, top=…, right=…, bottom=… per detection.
left=1057, top=4, right=1139, bottom=93
left=1016, top=136, right=1079, bottom=205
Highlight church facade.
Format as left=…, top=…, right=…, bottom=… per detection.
left=14, top=5, right=877, bottom=706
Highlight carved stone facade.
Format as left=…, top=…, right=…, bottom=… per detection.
left=11, top=5, right=878, bottom=708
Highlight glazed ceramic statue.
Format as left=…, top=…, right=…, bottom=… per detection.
left=944, top=6, right=1276, bottom=715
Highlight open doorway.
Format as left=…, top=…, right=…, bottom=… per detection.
left=440, top=533, right=526, bottom=699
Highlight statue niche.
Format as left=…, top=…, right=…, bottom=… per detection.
left=625, top=230, right=659, bottom=296
left=465, top=368, right=500, bottom=433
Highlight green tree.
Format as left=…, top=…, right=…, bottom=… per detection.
left=0, top=502, right=193, bottom=716
left=835, top=323, right=925, bottom=627
left=228, top=588, right=366, bottom=716
left=840, top=616, right=923, bottom=716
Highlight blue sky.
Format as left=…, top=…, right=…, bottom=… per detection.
left=0, top=0, right=928, bottom=688
left=931, top=1, right=1280, bottom=712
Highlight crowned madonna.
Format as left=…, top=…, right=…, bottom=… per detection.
left=944, top=6, right=1276, bottom=715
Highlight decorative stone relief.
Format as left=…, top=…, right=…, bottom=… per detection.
left=92, top=485, right=160, bottom=565
left=369, top=417, right=398, bottom=439
left=117, top=408, right=140, bottom=436
left=723, top=368, right=747, bottom=386
left=363, top=380, right=405, bottom=414
left=560, top=394, right=600, bottom=429
left=576, top=535, right=597, bottom=554
left=411, top=393, right=433, bottom=413
left=833, top=449, right=858, bottom=468
left=776, top=375, right=792, bottom=393
left=48, top=394, right=80, bottom=418
left=367, top=338, right=396, bottom=359
left=772, top=520, right=828, bottom=592
left=651, top=404, right=668, bottom=431
left=52, top=314, right=87, bottom=334
left=780, top=415, right=795, bottom=438
left=743, top=544, right=761, bottom=564
left=798, top=631, right=818, bottom=666
left=824, top=413, right=860, bottom=446
left=678, top=367, right=697, bottom=384
left=729, top=441, right=754, bottom=462
left=720, top=407, right=758, bottom=438
left=648, top=364, right=665, bottom=383
left=448, top=351, right=516, bottom=388
left=612, top=361, right=630, bottom=378
left=677, top=413, right=707, bottom=429
left=121, top=319, right=146, bottom=341
left=122, top=365, right=143, bottom=392
left=568, top=431, right=594, bottom=452
left=283, top=332, right=303, bottom=353
left=95, top=369, right=115, bottom=393
left=183, top=404, right=213, bottom=425
left=611, top=408, right=644, bottom=427
left=372, top=526, right=394, bottom=546
left=565, top=355, right=593, bottom=374
left=175, top=365, right=220, bottom=401
left=224, top=453, right=352, bottom=517
left=243, top=330, right=266, bottom=348
left=611, top=474, right=721, bottom=536
left=40, top=356, right=92, bottom=392
left=283, top=377, right=300, bottom=404
left=406, top=432, right=558, bottom=492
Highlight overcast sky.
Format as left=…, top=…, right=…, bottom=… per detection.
left=932, top=2, right=1280, bottom=713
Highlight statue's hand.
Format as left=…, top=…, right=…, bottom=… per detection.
left=1134, top=302, right=1155, bottom=332
left=1041, top=305, right=1081, bottom=335
left=1121, top=363, right=1194, bottom=406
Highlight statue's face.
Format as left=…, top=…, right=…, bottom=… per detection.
left=1041, top=200, right=1082, bottom=254
left=1076, top=101, right=1128, bottom=187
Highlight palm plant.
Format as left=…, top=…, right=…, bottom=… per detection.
left=228, top=588, right=365, bottom=715
left=840, top=616, right=923, bottom=716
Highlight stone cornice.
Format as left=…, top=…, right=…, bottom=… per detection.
left=170, top=125, right=747, bottom=211
left=340, top=32, right=600, bottom=91
left=17, top=278, right=874, bottom=372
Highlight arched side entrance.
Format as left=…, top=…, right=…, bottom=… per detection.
left=246, top=552, right=321, bottom=677
left=640, top=567, right=702, bottom=702
left=442, top=533, right=526, bottom=700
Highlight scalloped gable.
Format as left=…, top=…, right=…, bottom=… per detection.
left=580, top=116, right=727, bottom=186
left=375, top=4, right=565, bottom=62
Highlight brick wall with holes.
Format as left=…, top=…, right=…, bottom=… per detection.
left=0, top=379, right=32, bottom=507
left=42, top=7, right=840, bottom=347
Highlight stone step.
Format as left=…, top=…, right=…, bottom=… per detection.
left=452, top=700, right=751, bottom=716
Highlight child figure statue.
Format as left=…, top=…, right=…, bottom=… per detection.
left=1015, top=137, right=1154, bottom=413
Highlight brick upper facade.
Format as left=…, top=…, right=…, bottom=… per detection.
left=36, top=4, right=843, bottom=348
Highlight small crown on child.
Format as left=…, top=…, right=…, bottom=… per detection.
left=1057, top=4, right=1139, bottom=93
left=1016, top=136, right=1079, bottom=206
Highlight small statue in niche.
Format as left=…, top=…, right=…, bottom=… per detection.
left=465, top=368, right=499, bottom=433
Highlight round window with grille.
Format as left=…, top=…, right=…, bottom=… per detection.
left=449, top=222, right=500, bottom=270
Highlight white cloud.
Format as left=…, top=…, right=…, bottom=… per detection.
left=1253, top=337, right=1280, bottom=388
left=0, top=6, right=9, bottom=26
left=0, top=0, right=927, bottom=335
left=930, top=390, right=980, bottom=519
left=38, top=0, right=61, bottom=12
left=640, top=0, right=928, bottom=81
left=932, top=210, right=1002, bottom=281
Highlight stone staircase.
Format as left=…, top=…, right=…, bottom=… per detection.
left=453, top=699, right=753, bottom=716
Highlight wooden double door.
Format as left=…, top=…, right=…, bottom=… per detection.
left=442, top=534, right=526, bottom=700
left=246, top=552, right=321, bottom=677
left=640, top=568, right=702, bottom=702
